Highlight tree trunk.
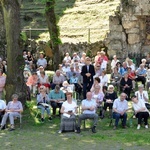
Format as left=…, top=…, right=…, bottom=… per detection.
left=45, top=0, right=61, bottom=71
left=0, top=3, right=6, bottom=59
left=1, top=0, right=26, bottom=104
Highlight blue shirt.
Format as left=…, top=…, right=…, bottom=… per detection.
left=82, top=99, right=96, bottom=114
left=48, top=90, right=65, bottom=101
left=119, top=67, right=127, bottom=76
left=136, top=68, right=147, bottom=76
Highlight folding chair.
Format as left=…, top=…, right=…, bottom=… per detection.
left=14, top=114, right=22, bottom=129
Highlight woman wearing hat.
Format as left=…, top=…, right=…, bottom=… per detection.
left=58, top=90, right=77, bottom=133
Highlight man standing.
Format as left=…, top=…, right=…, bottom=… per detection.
left=77, top=92, right=98, bottom=133
left=81, top=57, right=95, bottom=99
left=113, top=93, right=128, bottom=130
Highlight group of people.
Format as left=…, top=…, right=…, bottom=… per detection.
left=0, top=50, right=150, bottom=133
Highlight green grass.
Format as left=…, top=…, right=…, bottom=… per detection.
left=0, top=98, right=150, bottom=150
left=21, top=0, right=120, bottom=43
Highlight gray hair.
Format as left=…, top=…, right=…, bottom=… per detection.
left=12, top=94, right=19, bottom=99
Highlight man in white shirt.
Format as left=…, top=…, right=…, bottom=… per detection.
left=113, top=93, right=128, bottom=130
left=77, top=92, right=98, bottom=133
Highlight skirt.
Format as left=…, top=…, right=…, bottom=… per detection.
left=60, top=114, right=76, bottom=131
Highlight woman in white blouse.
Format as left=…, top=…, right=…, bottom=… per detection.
left=99, top=70, right=108, bottom=87
left=58, top=90, right=77, bottom=133
left=131, top=95, right=149, bottom=129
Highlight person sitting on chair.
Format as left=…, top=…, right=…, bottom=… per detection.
left=76, top=92, right=98, bottom=133
left=135, top=84, right=150, bottom=110
left=110, top=67, right=121, bottom=90
left=37, top=86, right=52, bottom=123
left=90, top=77, right=102, bottom=93
left=49, top=85, right=65, bottom=116
left=92, top=84, right=104, bottom=105
left=120, top=73, right=132, bottom=100
left=102, top=85, right=117, bottom=119
left=0, top=99, right=6, bottom=123
left=51, top=70, right=65, bottom=89
left=38, top=71, right=50, bottom=93
left=58, top=90, right=77, bottom=133
left=112, top=93, right=128, bottom=130
left=0, top=94, right=23, bottom=131
left=131, top=95, right=149, bottom=130
left=135, top=64, right=147, bottom=87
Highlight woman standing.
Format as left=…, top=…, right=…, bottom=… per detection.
left=58, top=90, right=77, bottom=133
left=131, top=96, right=149, bottom=129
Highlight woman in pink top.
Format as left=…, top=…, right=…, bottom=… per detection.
left=38, top=71, right=50, bottom=93
left=0, top=69, right=6, bottom=99
left=26, top=72, right=38, bottom=97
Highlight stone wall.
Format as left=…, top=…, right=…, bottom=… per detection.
left=105, top=0, right=150, bottom=61
left=32, top=40, right=105, bottom=59
left=0, top=4, right=6, bottom=59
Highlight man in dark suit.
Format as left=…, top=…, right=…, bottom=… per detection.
left=81, top=57, right=95, bottom=99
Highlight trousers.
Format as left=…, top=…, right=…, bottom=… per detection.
left=1, top=112, right=21, bottom=126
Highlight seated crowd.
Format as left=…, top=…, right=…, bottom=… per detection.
left=1, top=51, right=150, bottom=133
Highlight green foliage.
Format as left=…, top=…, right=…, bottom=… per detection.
left=20, top=31, right=28, bottom=42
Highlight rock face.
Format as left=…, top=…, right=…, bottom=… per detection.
left=105, top=0, right=150, bottom=61
left=0, top=4, right=6, bottom=59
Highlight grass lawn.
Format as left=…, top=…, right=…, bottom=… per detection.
left=0, top=99, right=150, bottom=150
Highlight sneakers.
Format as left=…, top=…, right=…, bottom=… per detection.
left=9, top=125, right=15, bottom=131
left=145, top=125, right=148, bottom=129
left=9, top=128, right=15, bottom=131
left=76, top=127, right=81, bottom=133
left=41, top=118, right=44, bottom=123
left=58, top=130, right=62, bottom=134
left=92, top=126, right=96, bottom=133
left=48, top=117, right=52, bottom=121
left=137, top=125, right=140, bottom=130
